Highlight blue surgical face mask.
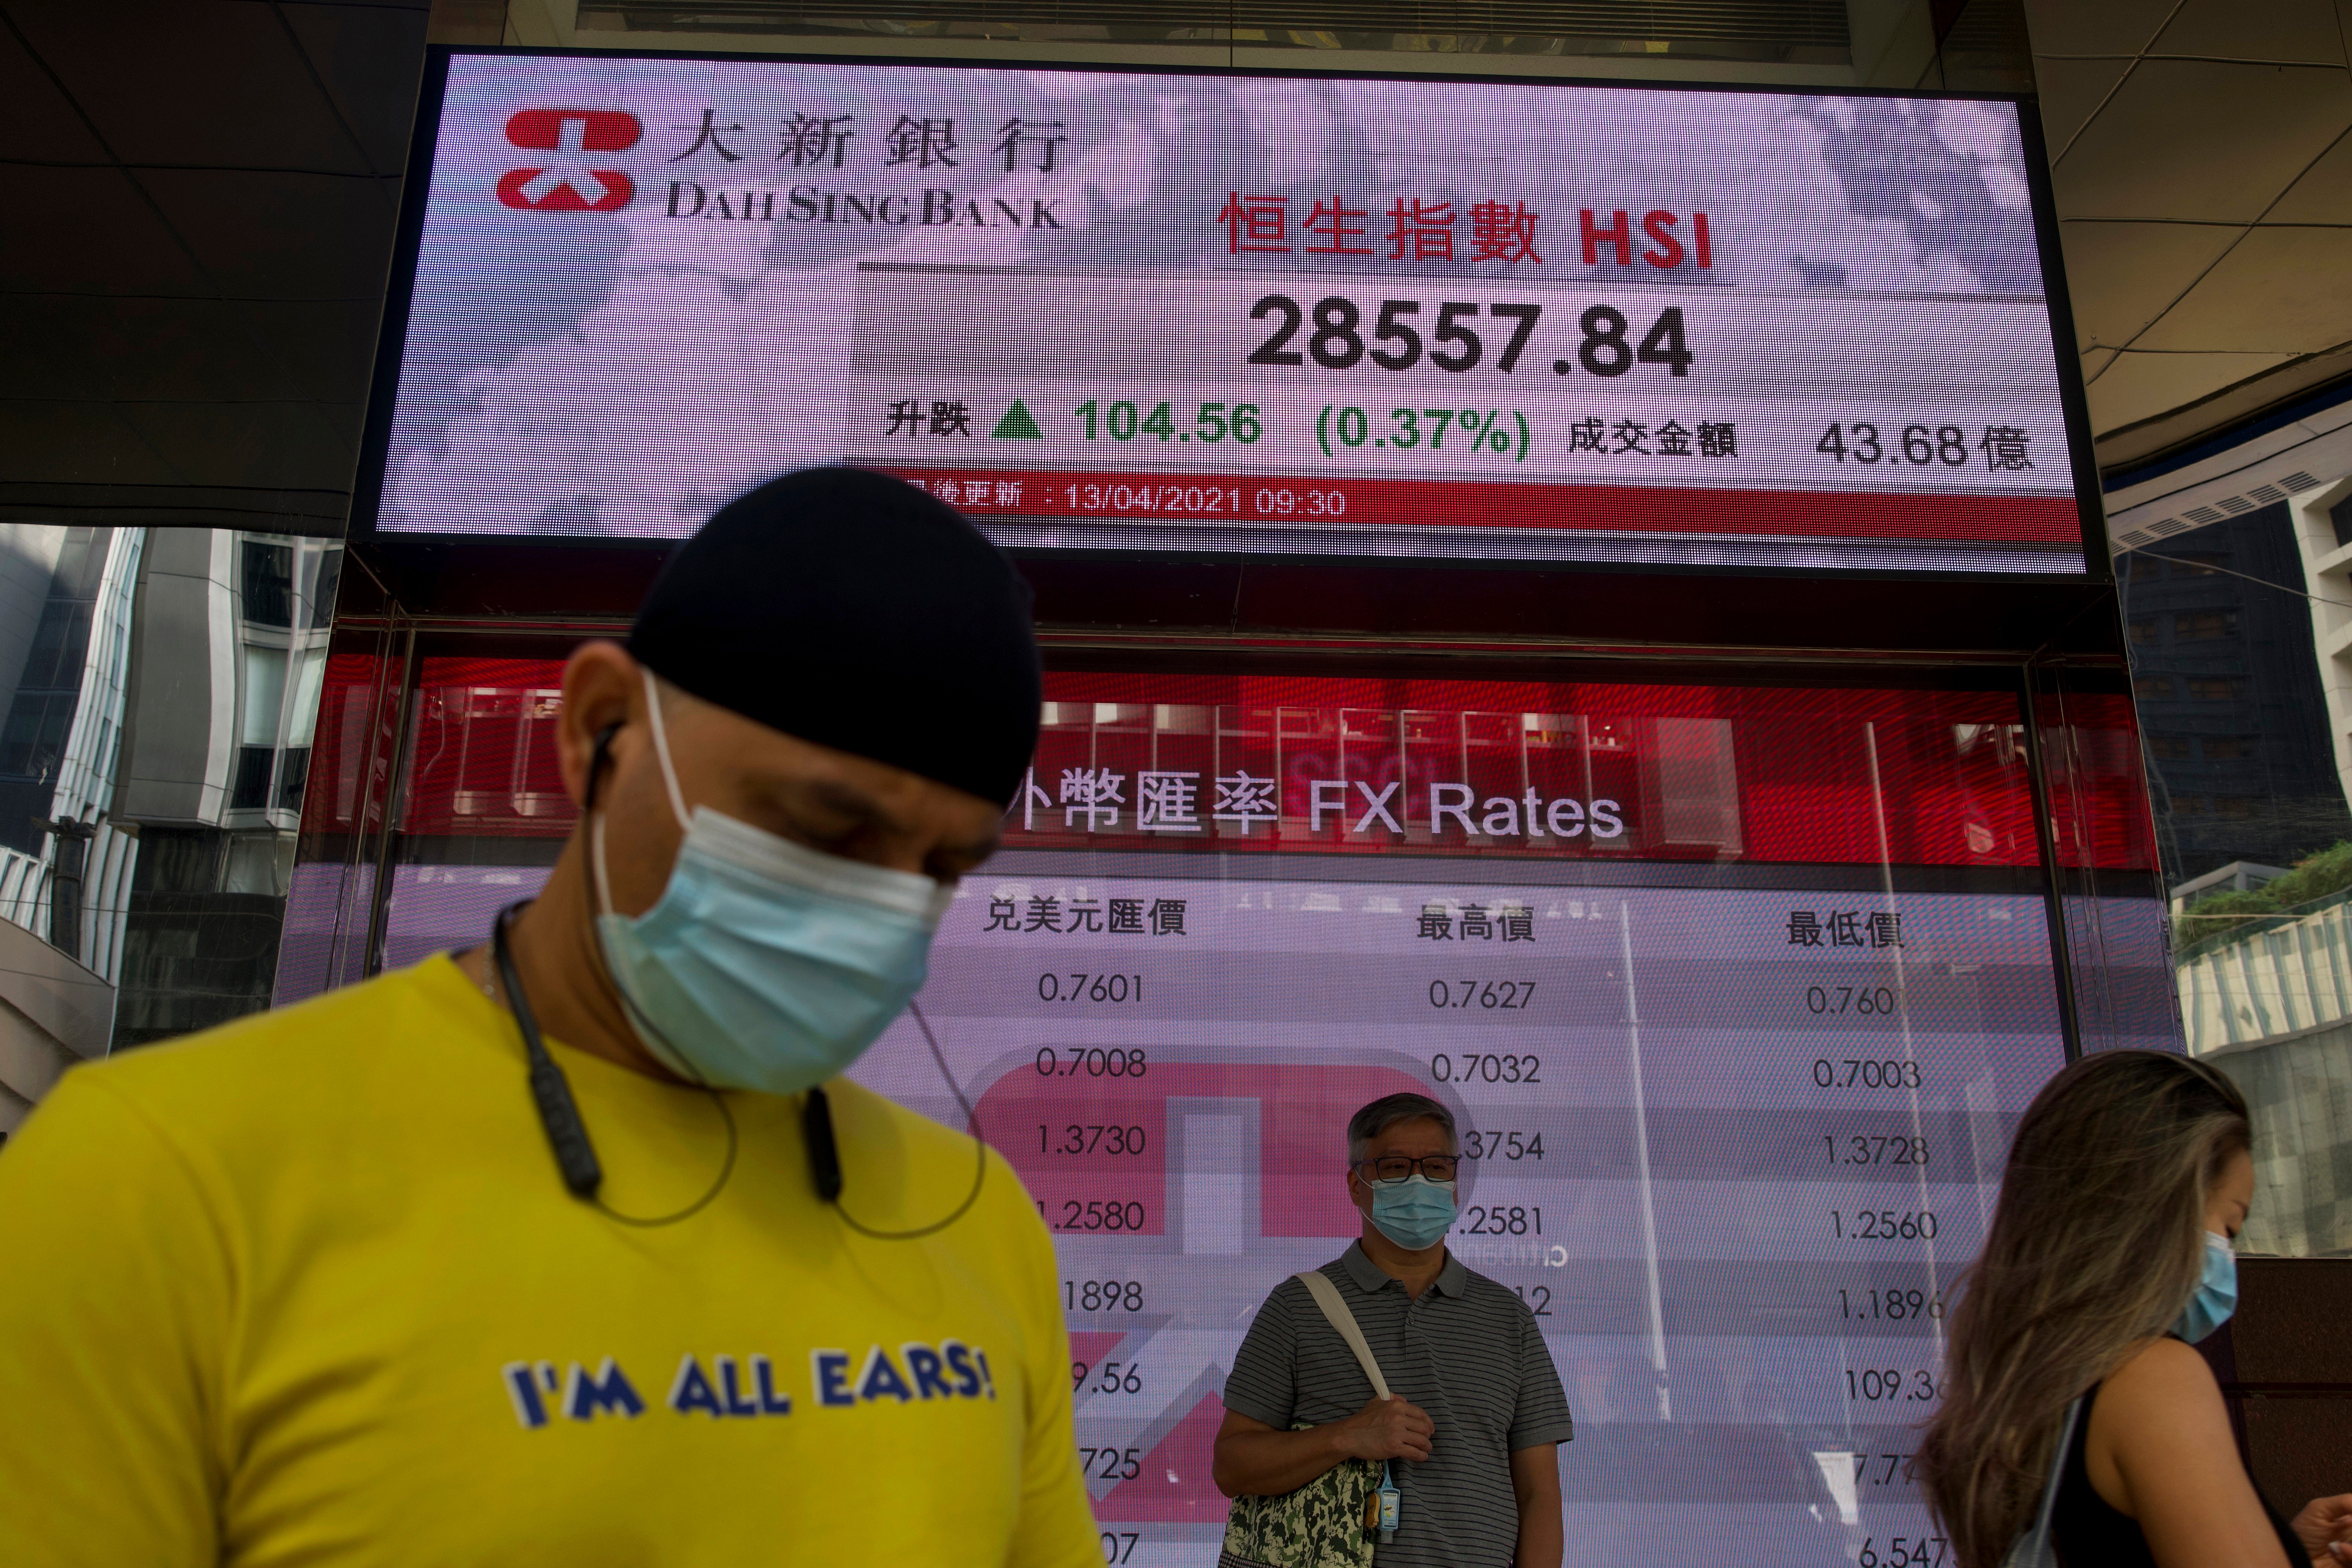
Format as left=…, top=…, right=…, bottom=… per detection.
left=590, top=671, right=950, bottom=1095
left=1366, top=1173, right=1457, bottom=1251
left=2173, top=1230, right=2239, bottom=1343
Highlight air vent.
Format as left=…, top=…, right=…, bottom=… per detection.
left=2115, top=528, right=2152, bottom=548
left=2284, top=472, right=2321, bottom=492
left=2148, top=517, right=2193, bottom=535
left=2248, top=484, right=2286, bottom=504
left=2217, top=496, right=2254, bottom=513
left=2185, top=506, right=2225, bottom=524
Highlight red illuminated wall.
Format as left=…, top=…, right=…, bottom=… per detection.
left=343, top=660, right=2087, bottom=870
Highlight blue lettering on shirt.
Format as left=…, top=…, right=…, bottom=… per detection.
left=813, top=1349, right=857, bottom=1408
left=715, top=1355, right=763, bottom=1418
left=564, top=1357, right=646, bottom=1421
left=667, top=1354, right=726, bottom=1418
left=858, top=1345, right=917, bottom=1403
left=501, top=1362, right=550, bottom=1429
left=752, top=1353, right=793, bottom=1415
left=503, top=1342, right=989, bottom=1429
left=904, top=1343, right=954, bottom=1400
left=943, top=1340, right=983, bottom=1399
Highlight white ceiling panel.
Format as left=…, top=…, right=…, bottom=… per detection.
left=138, top=170, right=403, bottom=301
left=2024, top=0, right=2184, bottom=56
left=11, top=2, right=375, bottom=174
left=0, top=165, right=208, bottom=295
left=0, top=24, right=106, bottom=164
left=2027, top=0, right=2352, bottom=459
left=2085, top=348, right=2295, bottom=429
left=2135, top=226, right=2352, bottom=351
left=2055, top=218, right=2244, bottom=347
left=2035, top=54, right=2132, bottom=153
left=277, top=4, right=433, bottom=175
left=2150, top=0, right=2348, bottom=64
left=2268, top=128, right=2352, bottom=220
left=0, top=404, right=179, bottom=488
left=2053, top=59, right=2352, bottom=221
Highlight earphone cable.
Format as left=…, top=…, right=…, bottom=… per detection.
left=831, top=999, right=989, bottom=1241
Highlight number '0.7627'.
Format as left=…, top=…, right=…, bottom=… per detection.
left=1249, top=297, right=1692, bottom=378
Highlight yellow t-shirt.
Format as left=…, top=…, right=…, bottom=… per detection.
left=0, top=955, right=1101, bottom=1566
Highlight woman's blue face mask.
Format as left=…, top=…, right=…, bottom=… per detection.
left=2173, top=1230, right=2238, bottom=1344
left=589, top=671, right=949, bottom=1095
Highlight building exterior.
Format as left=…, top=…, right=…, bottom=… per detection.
left=2121, top=502, right=2352, bottom=880
left=0, top=526, right=342, bottom=1132
left=2104, top=386, right=2352, bottom=1258
left=111, top=531, right=340, bottom=1047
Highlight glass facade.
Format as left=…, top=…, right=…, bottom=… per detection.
left=0, top=525, right=347, bottom=1137
left=2120, top=491, right=2352, bottom=1258
left=9, top=516, right=2332, bottom=1264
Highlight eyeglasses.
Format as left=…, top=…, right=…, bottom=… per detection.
left=1353, top=1155, right=1462, bottom=1184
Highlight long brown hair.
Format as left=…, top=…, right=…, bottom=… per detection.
left=1916, top=1050, right=2249, bottom=1568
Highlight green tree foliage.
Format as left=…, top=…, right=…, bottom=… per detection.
left=2178, top=842, right=2352, bottom=945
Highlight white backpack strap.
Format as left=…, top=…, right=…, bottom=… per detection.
left=1295, top=1269, right=1391, bottom=1402
left=2006, top=1396, right=2085, bottom=1568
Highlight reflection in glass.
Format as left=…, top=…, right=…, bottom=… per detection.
left=0, top=527, right=355, bottom=1063
left=240, top=541, right=293, bottom=629
left=2122, top=496, right=2352, bottom=1256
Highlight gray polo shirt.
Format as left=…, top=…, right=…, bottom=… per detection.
left=1222, top=1243, right=1573, bottom=1568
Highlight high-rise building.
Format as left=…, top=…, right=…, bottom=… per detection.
left=0, top=526, right=344, bottom=1131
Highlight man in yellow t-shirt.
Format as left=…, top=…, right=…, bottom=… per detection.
left=0, top=470, right=1102, bottom=1566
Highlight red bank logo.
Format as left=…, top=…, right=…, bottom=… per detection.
left=496, top=109, right=640, bottom=212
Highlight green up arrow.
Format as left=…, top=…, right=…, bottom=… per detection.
left=991, top=399, right=1045, bottom=439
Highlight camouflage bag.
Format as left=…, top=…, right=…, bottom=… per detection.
left=1217, top=1430, right=1380, bottom=1568
left=1219, top=1269, right=1394, bottom=1568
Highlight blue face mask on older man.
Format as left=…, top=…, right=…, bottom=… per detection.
left=1367, top=1174, right=1458, bottom=1251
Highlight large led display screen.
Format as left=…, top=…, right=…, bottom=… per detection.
left=364, top=51, right=2092, bottom=574
left=283, top=665, right=2177, bottom=1565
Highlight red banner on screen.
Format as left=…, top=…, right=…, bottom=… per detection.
left=328, top=659, right=2163, bottom=870
left=879, top=466, right=2083, bottom=545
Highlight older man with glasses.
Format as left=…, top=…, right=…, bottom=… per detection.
left=1212, top=1091, right=1573, bottom=1567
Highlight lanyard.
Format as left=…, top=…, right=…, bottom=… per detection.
left=491, top=901, right=738, bottom=1225
left=488, top=900, right=982, bottom=1237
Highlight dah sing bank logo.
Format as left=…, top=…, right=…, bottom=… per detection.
left=496, top=109, right=640, bottom=212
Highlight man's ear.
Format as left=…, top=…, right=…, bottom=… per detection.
left=556, top=641, right=643, bottom=808
left=583, top=723, right=623, bottom=812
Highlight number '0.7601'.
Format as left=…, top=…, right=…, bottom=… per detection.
left=1248, top=296, right=1692, bottom=378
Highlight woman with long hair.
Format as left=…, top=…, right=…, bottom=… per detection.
left=1918, top=1050, right=2351, bottom=1568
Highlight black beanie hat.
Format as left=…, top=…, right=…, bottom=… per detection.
left=626, top=468, right=1041, bottom=808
